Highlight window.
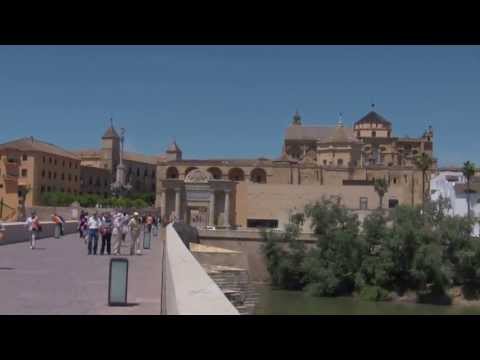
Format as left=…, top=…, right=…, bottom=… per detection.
left=41, top=186, right=45, bottom=193
left=75, top=163, right=78, bottom=169
left=357, top=131, right=360, bottom=137
left=54, top=159, right=57, bottom=165
left=247, top=219, right=279, bottom=229
left=48, top=171, right=52, bottom=179
left=152, top=170, right=156, bottom=179
left=359, top=197, right=368, bottom=210
left=49, top=157, right=52, bottom=164
left=337, top=159, right=343, bottom=166
left=69, top=162, right=72, bottom=168
left=61, top=173, right=65, bottom=180
left=47, top=186, right=51, bottom=192
left=137, top=168, right=140, bottom=177
left=393, top=177, right=397, bottom=184
left=62, top=160, right=65, bottom=167
left=43, top=156, right=46, bottom=163
left=74, top=175, right=78, bottom=182
left=22, top=154, right=27, bottom=161
left=68, top=174, right=72, bottom=182
left=389, top=199, right=399, bottom=208
left=21, top=169, right=27, bottom=177
left=372, top=131, right=376, bottom=137
left=89, top=177, right=93, bottom=185
left=53, top=172, right=57, bottom=179
left=42, top=170, right=45, bottom=178
left=144, top=169, right=148, bottom=177
left=0, top=184, right=3, bottom=188
left=323, top=160, right=327, bottom=165
left=404, top=175, right=408, bottom=184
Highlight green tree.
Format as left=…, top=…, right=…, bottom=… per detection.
left=373, top=178, right=389, bottom=209
left=462, top=160, right=476, bottom=219
left=414, top=152, right=434, bottom=208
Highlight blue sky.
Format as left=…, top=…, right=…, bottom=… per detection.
left=0, top=45, right=479, bottom=166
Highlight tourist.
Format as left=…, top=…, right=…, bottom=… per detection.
left=79, top=212, right=88, bottom=242
left=25, top=211, right=41, bottom=250
left=0, top=222, right=5, bottom=241
left=145, top=213, right=154, bottom=240
left=58, top=214, right=66, bottom=236
left=128, top=212, right=142, bottom=255
left=87, top=212, right=102, bottom=255
left=112, top=212, right=123, bottom=255
left=121, top=212, right=129, bottom=243
left=100, top=212, right=113, bottom=255
left=52, top=213, right=62, bottom=239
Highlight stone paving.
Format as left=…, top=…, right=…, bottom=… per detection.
left=0, top=229, right=164, bottom=315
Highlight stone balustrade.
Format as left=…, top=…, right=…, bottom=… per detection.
left=0, top=221, right=79, bottom=245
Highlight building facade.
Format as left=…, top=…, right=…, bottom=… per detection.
left=155, top=110, right=436, bottom=231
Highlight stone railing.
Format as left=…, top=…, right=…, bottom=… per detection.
left=0, top=221, right=79, bottom=245
left=162, top=223, right=239, bottom=315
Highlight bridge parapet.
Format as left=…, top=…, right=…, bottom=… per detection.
left=162, top=223, right=239, bottom=315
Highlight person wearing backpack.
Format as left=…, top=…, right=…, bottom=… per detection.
left=26, top=211, right=41, bottom=249
left=52, top=213, right=62, bottom=239
left=100, top=212, right=113, bottom=255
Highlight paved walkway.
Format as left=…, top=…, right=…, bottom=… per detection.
left=0, top=229, right=164, bottom=315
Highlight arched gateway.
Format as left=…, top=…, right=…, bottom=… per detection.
left=158, top=169, right=235, bottom=229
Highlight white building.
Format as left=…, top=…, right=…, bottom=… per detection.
left=430, top=169, right=480, bottom=236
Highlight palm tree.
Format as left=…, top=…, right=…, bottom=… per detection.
left=374, top=178, right=389, bottom=209
left=462, top=161, right=476, bottom=219
left=414, top=152, right=434, bottom=208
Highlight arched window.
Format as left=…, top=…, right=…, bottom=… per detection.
left=185, top=167, right=198, bottom=177
left=250, top=168, right=267, bottom=184
left=166, top=167, right=179, bottom=179
left=207, top=167, right=222, bottom=180
left=228, top=168, right=245, bottom=181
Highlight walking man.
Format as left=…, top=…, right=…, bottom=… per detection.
left=100, top=212, right=113, bottom=255
left=87, top=212, right=102, bottom=255
left=52, top=213, right=62, bottom=239
left=128, top=212, right=142, bottom=255
left=25, top=211, right=40, bottom=249
left=112, top=212, right=123, bottom=255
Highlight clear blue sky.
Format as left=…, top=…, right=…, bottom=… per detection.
left=0, top=45, right=479, bottom=166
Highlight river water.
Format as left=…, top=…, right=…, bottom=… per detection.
left=254, top=286, right=480, bottom=315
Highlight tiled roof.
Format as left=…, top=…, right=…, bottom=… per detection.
left=354, top=111, right=392, bottom=127
left=324, top=124, right=359, bottom=144
left=164, top=158, right=275, bottom=167
left=166, top=141, right=182, bottom=153
left=285, top=125, right=355, bottom=141
left=123, top=152, right=164, bottom=165
left=102, top=126, right=120, bottom=139
left=0, top=137, right=80, bottom=160
left=72, top=149, right=101, bottom=158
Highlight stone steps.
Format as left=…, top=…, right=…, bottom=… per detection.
left=207, top=266, right=258, bottom=315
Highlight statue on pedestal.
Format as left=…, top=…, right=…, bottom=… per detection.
left=111, top=127, right=132, bottom=197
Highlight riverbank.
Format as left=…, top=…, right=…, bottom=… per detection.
left=255, top=286, right=480, bottom=315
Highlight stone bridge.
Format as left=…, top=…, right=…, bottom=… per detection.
left=0, top=222, right=238, bottom=315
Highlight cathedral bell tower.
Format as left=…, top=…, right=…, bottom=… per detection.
left=101, top=119, right=121, bottom=179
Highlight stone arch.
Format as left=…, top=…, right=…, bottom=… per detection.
left=166, top=167, right=179, bottom=179
left=185, top=167, right=198, bottom=177
left=250, top=168, right=267, bottom=184
left=207, top=167, right=223, bottom=180
left=228, top=168, right=245, bottom=181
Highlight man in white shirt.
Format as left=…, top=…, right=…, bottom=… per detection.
left=112, top=212, right=123, bottom=255
left=87, top=213, right=102, bottom=255
left=25, top=211, right=40, bottom=249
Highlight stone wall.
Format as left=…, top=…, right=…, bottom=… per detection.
left=0, top=220, right=79, bottom=246
left=198, top=229, right=317, bottom=283
left=163, top=224, right=239, bottom=315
